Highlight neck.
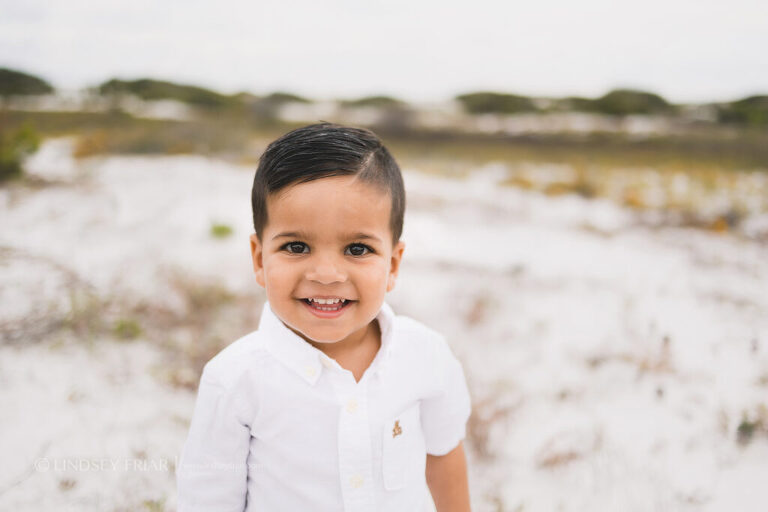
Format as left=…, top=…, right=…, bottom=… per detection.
left=304, top=320, right=380, bottom=361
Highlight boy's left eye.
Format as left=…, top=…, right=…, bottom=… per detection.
left=345, top=243, right=372, bottom=256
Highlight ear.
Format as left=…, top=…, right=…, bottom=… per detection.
left=249, top=233, right=266, bottom=288
left=386, top=240, right=406, bottom=292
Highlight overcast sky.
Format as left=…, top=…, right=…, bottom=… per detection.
left=1, top=0, right=766, bottom=103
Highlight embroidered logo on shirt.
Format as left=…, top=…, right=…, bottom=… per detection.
left=392, top=420, right=402, bottom=438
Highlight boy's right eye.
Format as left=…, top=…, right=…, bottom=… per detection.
left=282, top=241, right=309, bottom=254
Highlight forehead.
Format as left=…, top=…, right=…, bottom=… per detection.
left=265, top=175, right=392, bottom=240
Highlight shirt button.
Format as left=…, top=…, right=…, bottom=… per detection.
left=346, top=399, right=358, bottom=413
left=349, top=475, right=364, bottom=488
left=304, top=366, right=316, bottom=378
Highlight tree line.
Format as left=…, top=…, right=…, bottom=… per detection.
left=1, top=67, right=766, bottom=126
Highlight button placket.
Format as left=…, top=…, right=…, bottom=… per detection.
left=331, top=374, right=375, bottom=509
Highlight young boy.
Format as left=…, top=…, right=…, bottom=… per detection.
left=176, top=122, right=471, bottom=511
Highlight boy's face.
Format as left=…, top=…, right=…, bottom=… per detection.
left=249, top=175, right=405, bottom=346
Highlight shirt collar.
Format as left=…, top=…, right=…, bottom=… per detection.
left=259, top=301, right=396, bottom=386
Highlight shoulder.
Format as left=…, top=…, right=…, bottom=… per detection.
left=390, top=312, right=455, bottom=361
left=387, top=311, right=468, bottom=402
left=393, top=314, right=443, bottom=342
left=200, top=330, right=271, bottom=390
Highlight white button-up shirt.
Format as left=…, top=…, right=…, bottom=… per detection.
left=176, top=301, right=471, bottom=512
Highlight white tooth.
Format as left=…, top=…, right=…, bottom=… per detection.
left=309, top=298, right=345, bottom=306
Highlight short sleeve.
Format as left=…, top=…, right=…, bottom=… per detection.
left=176, top=370, right=252, bottom=512
left=420, top=338, right=471, bottom=456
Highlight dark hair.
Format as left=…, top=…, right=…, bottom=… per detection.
left=251, top=122, right=405, bottom=244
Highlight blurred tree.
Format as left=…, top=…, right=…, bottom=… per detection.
left=341, top=95, right=404, bottom=108
left=455, top=92, right=536, bottom=114
left=248, top=91, right=311, bottom=122
left=0, top=68, right=54, bottom=97
left=97, top=79, right=236, bottom=109
left=591, top=89, right=672, bottom=116
left=717, top=95, right=768, bottom=127
left=549, top=96, right=597, bottom=112
left=262, top=92, right=311, bottom=104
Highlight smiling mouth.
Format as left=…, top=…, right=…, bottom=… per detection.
left=301, top=297, right=353, bottom=312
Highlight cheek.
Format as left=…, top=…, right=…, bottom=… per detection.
left=355, top=260, right=391, bottom=290
left=263, top=261, right=300, bottom=290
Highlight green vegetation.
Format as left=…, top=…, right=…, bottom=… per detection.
left=94, top=79, right=309, bottom=118
left=98, top=78, right=237, bottom=109
left=457, top=88, right=673, bottom=116
left=554, top=96, right=596, bottom=112
left=142, top=498, right=166, bottom=512
left=736, top=407, right=768, bottom=445
left=0, top=67, right=54, bottom=96
left=341, top=95, right=404, bottom=108
left=456, top=92, right=536, bottom=114
left=71, top=120, right=252, bottom=157
left=210, top=222, right=234, bottom=239
left=262, top=91, right=311, bottom=105
left=0, top=110, right=293, bottom=158
left=0, top=122, right=41, bottom=181
left=591, top=89, right=672, bottom=116
left=246, top=92, right=312, bottom=122
left=717, top=95, right=768, bottom=127
left=113, top=318, right=142, bottom=340
left=384, top=129, right=768, bottom=172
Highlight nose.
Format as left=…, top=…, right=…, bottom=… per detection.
left=305, top=253, right=347, bottom=284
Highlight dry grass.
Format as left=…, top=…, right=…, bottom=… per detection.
left=464, top=295, right=495, bottom=326
left=130, top=270, right=264, bottom=389
left=466, top=386, right=521, bottom=462
left=635, top=335, right=674, bottom=374
left=0, top=249, right=264, bottom=390
left=535, top=430, right=602, bottom=470
left=504, top=163, right=765, bottom=229
left=72, top=131, right=109, bottom=158
left=585, top=335, right=675, bottom=376
left=537, top=450, right=583, bottom=469
left=499, top=175, right=535, bottom=190
left=0, top=248, right=105, bottom=346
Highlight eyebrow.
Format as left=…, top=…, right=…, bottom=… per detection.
left=271, top=231, right=383, bottom=243
left=350, top=233, right=383, bottom=244
left=271, top=231, right=310, bottom=241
